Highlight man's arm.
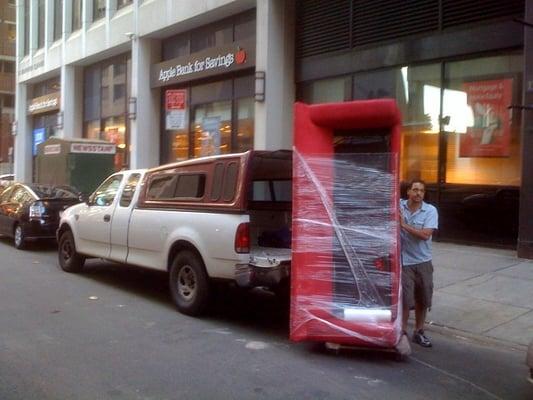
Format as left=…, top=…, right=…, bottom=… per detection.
left=400, top=218, right=434, bottom=241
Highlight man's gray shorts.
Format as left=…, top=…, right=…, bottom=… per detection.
left=402, top=261, right=433, bottom=310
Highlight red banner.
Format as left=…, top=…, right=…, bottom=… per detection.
left=460, top=79, right=513, bottom=157
left=165, top=90, right=186, bottom=110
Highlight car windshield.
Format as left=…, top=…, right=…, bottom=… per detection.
left=29, top=185, right=79, bottom=199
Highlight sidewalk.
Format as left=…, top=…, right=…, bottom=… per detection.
left=426, top=241, right=533, bottom=349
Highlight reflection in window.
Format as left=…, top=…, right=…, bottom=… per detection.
left=54, top=0, right=63, bottom=41
left=103, top=116, right=127, bottom=171
left=443, top=54, right=522, bottom=185
left=236, top=97, right=254, bottom=152
left=72, top=0, right=82, bottom=31
left=350, top=66, right=440, bottom=183
left=93, top=0, right=106, bottom=21
left=192, top=101, right=232, bottom=158
left=37, top=0, right=45, bottom=49
left=301, top=76, right=351, bottom=103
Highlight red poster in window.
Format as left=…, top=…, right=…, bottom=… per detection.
left=165, top=90, right=186, bottom=110
left=460, top=79, right=513, bottom=157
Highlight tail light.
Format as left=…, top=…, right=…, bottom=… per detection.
left=29, top=202, right=45, bottom=220
left=235, top=222, right=250, bottom=253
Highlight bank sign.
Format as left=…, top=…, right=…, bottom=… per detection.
left=151, top=40, right=255, bottom=88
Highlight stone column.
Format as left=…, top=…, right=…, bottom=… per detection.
left=254, top=0, right=295, bottom=151
left=13, top=83, right=32, bottom=182
left=60, top=65, right=83, bottom=139
left=129, top=37, right=161, bottom=169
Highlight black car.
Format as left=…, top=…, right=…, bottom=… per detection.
left=0, top=183, right=82, bottom=249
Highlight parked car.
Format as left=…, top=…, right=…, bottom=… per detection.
left=0, top=183, right=83, bottom=249
left=57, top=151, right=292, bottom=316
left=526, top=340, right=533, bottom=383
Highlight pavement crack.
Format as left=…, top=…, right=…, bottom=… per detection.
left=480, top=309, right=533, bottom=334
left=410, top=356, right=504, bottom=400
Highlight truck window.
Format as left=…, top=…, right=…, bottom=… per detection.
left=252, top=180, right=291, bottom=202
left=119, top=173, right=141, bottom=207
left=222, top=162, right=238, bottom=202
left=175, top=174, right=205, bottom=198
left=210, top=163, right=224, bottom=201
left=147, top=173, right=205, bottom=200
left=91, top=175, right=123, bottom=207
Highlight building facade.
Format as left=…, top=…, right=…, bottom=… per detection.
left=14, top=0, right=533, bottom=257
left=14, top=0, right=294, bottom=181
left=0, top=0, right=16, bottom=174
left=295, top=0, right=533, bottom=257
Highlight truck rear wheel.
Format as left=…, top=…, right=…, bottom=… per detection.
left=169, top=250, right=210, bottom=316
left=58, top=230, right=85, bottom=273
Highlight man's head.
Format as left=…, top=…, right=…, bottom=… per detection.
left=407, top=179, right=426, bottom=204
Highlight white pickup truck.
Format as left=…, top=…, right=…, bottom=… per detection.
left=57, top=151, right=292, bottom=315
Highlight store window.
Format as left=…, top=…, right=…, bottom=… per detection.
left=54, top=0, right=63, bottom=41
left=72, top=0, right=82, bottom=31
left=83, top=56, right=131, bottom=171
left=163, top=75, right=254, bottom=163
left=443, top=54, right=522, bottom=186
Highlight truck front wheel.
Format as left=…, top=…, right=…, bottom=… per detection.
left=169, top=251, right=210, bottom=316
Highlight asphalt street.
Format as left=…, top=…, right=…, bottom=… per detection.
left=0, top=238, right=531, bottom=400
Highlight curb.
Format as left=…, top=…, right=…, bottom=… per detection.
left=424, top=321, right=528, bottom=353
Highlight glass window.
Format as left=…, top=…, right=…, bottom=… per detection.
left=91, top=175, right=123, bottom=206
left=84, top=66, right=101, bottom=122
left=192, top=101, right=232, bottom=158
left=147, top=174, right=177, bottom=200
left=223, top=163, right=238, bottom=201
left=236, top=97, right=254, bottom=153
left=234, top=11, right=256, bottom=41
left=191, top=22, right=233, bottom=53
left=54, top=0, right=63, bottom=41
left=163, top=34, right=190, bottom=60
left=175, top=174, right=206, bottom=198
left=37, top=0, right=45, bottom=49
left=93, top=0, right=106, bottom=21
left=101, top=62, right=126, bottom=118
left=3, top=61, right=14, bottom=73
left=350, top=66, right=441, bottom=183
left=211, top=163, right=224, bottom=200
left=443, top=54, right=523, bottom=186
left=102, top=116, right=127, bottom=171
left=119, top=173, right=141, bottom=207
left=84, top=120, right=101, bottom=140
left=301, top=76, right=351, bottom=104
left=10, top=187, right=27, bottom=203
left=23, top=0, right=29, bottom=55
left=72, top=0, right=82, bottom=31
left=117, top=0, right=133, bottom=9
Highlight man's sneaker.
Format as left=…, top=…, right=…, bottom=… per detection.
left=413, top=330, right=432, bottom=347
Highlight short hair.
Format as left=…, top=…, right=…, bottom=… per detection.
left=408, top=179, right=426, bottom=191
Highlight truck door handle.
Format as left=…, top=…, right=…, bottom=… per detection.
left=103, top=214, right=111, bottom=222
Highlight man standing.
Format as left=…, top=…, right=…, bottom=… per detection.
left=400, top=180, right=438, bottom=347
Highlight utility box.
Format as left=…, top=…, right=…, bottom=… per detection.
left=290, top=99, right=402, bottom=349
left=35, top=137, right=116, bottom=195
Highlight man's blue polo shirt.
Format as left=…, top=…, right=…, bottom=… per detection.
left=400, top=199, right=438, bottom=266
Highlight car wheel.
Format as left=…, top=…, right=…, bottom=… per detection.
left=58, top=230, right=85, bottom=273
left=169, top=250, right=210, bottom=316
left=13, top=224, right=26, bottom=250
